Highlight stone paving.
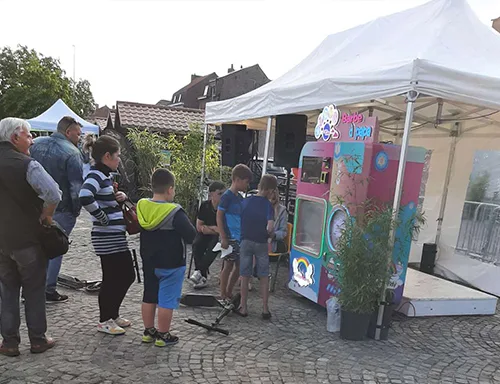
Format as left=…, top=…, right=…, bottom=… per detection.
left=1, top=214, right=500, bottom=383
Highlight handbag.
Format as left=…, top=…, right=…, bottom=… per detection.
left=40, top=220, right=70, bottom=259
left=122, top=200, right=140, bottom=235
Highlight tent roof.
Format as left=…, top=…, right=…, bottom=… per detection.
left=28, top=99, right=100, bottom=134
left=205, top=0, right=500, bottom=127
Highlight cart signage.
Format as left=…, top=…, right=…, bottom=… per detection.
left=314, top=104, right=379, bottom=143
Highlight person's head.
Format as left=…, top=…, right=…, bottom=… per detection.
left=258, top=174, right=278, bottom=199
left=231, top=164, right=253, bottom=192
left=208, top=181, right=225, bottom=206
left=151, top=168, right=175, bottom=201
left=57, top=116, right=82, bottom=146
left=0, top=117, right=33, bottom=155
left=86, top=135, right=121, bottom=171
left=270, top=188, right=280, bottom=207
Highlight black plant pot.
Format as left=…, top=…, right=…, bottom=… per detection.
left=340, top=309, right=371, bottom=341
left=367, top=304, right=395, bottom=340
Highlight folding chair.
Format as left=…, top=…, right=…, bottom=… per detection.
left=269, top=223, right=293, bottom=293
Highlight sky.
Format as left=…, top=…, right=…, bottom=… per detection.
left=0, top=0, right=499, bottom=108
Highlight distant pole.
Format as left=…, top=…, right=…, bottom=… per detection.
left=72, top=45, right=76, bottom=101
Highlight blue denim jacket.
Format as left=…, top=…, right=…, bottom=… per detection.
left=31, top=133, right=83, bottom=217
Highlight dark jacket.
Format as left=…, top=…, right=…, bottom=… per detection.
left=31, top=133, right=83, bottom=217
left=137, top=199, right=196, bottom=270
left=0, top=142, right=43, bottom=251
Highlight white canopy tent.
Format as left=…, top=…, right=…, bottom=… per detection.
left=28, top=99, right=100, bottom=135
left=204, top=0, right=500, bottom=313
left=206, top=0, right=500, bottom=125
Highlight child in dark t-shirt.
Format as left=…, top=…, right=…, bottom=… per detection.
left=237, top=174, right=277, bottom=319
left=189, top=181, right=225, bottom=289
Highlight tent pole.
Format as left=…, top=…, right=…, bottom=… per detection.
left=262, top=116, right=273, bottom=178
left=199, top=124, right=209, bottom=209
left=435, top=123, right=459, bottom=245
left=374, top=90, right=418, bottom=341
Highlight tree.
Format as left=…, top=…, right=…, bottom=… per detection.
left=127, top=124, right=231, bottom=220
left=0, top=45, right=96, bottom=120
left=466, top=171, right=490, bottom=202
left=127, top=128, right=170, bottom=197
left=167, top=124, right=231, bottom=220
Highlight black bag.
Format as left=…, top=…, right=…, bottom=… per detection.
left=40, top=221, right=70, bottom=259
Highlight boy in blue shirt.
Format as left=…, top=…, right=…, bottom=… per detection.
left=238, top=174, right=277, bottom=319
left=137, top=169, right=196, bottom=347
left=217, top=164, right=253, bottom=302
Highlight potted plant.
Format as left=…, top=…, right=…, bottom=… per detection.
left=365, top=210, right=426, bottom=340
left=335, top=205, right=395, bottom=341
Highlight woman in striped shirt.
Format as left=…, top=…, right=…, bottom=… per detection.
left=79, top=136, right=135, bottom=335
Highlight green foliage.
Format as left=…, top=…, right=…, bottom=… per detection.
left=336, top=206, right=395, bottom=314
left=0, top=45, right=96, bottom=120
left=127, top=128, right=169, bottom=197
left=167, top=124, right=229, bottom=219
left=466, top=171, right=490, bottom=202
left=127, top=124, right=229, bottom=220
left=333, top=157, right=426, bottom=315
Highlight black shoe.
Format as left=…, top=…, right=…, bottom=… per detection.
left=155, top=332, right=179, bottom=347
left=142, top=327, right=158, bottom=343
left=46, top=292, right=69, bottom=303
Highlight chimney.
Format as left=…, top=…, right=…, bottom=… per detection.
left=191, top=74, right=200, bottom=82
left=493, top=17, right=500, bottom=33
left=227, top=64, right=235, bottom=74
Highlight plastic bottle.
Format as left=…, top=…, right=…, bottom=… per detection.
left=326, top=297, right=341, bottom=332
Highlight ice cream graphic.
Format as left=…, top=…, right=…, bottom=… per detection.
left=292, top=257, right=314, bottom=287
left=315, top=105, right=341, bottom=141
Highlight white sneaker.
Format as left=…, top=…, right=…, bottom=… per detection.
left=97, top=320, right=126, bottom=335
left=189, top=270, right=202, bottom=284
left=194, top=277, right=208, bottom=290
left=114, top=317, right=132, bottom=328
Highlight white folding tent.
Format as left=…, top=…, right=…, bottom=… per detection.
left=204, top=0, right=500, bottom=300
left=28, top=99, right=100, bottom=135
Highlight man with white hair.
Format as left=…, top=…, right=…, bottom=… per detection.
left=0, top=117, right=61, bottom=357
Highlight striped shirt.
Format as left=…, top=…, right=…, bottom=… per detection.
left=79, top=164, right=129, bottom=256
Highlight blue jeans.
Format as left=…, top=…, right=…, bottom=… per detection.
left=46, top=212, right=77, bottom=295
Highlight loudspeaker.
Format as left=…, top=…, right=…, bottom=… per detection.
left=274, top=114, right=307, bottom=168
left=420, top=243, right=437, bottom=275
left=221, top=124, right=253, bottom=167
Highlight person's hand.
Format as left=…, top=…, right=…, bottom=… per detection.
left=221, top=237, right=229, bottom=250
left=40, top=215, right=53, bottom=227
left=115, top=191, right=127, bottom=203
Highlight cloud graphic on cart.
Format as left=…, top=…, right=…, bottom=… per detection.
left=292, top=258, right=314, bottom=287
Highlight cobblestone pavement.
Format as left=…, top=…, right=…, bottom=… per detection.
left=1, top=215, right=500, bottom=384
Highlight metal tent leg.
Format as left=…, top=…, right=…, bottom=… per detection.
left=374, top=90, right=418, bottom=340
left=262, top=117, right=273, bottom=178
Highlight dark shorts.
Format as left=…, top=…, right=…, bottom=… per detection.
left=142, top=257, right=159, bottom=304
left=222, top=239, right=240, bottom=262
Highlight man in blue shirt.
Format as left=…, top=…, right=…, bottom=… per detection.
left=31, top=116, right=83, bottom=303
left=216, top=164, right=253, bottom=302
left=238, top=174, right=276, bottom=318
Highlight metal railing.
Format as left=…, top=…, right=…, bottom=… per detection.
left=456, top=201, right=500, bottom=265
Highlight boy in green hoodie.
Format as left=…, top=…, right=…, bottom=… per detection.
left=137, top=169, right=196, bottom=347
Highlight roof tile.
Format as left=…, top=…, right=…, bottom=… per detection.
left=117, top=101, right=204, bottom=134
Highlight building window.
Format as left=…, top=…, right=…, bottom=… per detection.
left=178, top=94, right=182, bottom=102
left=203, top=85, right=209, bottom=96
